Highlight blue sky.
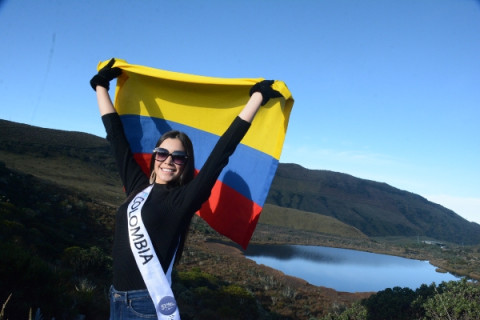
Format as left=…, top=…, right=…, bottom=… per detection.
left=1, top=0, right=479, bottom=224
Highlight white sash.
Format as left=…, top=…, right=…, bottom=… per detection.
left=127, top=185, right=181, bottom=320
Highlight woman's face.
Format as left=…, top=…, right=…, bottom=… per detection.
left=154, top=138, right=186, bottom=184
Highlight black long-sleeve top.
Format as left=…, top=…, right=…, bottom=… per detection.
left=102, top=113, right=250, bottom=291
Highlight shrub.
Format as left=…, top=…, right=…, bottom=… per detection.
left=362, top=286, right=416, bottom=320
left=0, top=243, right=72, bottom=319
left=423, top=279, right=480, bottom=320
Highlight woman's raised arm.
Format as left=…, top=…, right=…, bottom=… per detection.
left=238, top=92, right=263, bottom=123
left=95, top=86, right=116, bottom=116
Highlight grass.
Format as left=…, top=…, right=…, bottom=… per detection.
left=0, top=294, right=12, bottom=320
left=260, top=203, right=368, bottom=239
left=0, top=152, right=123, bottom=207
left=1, top=123, right=480, bottom=318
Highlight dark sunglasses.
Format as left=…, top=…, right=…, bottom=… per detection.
left=153, top=147, right=188, bottom=165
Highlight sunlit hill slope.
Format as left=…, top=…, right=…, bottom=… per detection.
left=1, top=119, right=479, bottom=245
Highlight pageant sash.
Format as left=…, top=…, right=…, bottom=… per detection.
left=127, top=185, right=180, bottom=320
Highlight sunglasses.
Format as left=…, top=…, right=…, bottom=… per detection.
left=153, top=147, right=188, bottom=165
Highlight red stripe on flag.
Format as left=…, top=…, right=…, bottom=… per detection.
left=133, top=153, right=151, bottom=176
left=197, top=180, right=262, bottom=249
left=134, top=152, right=261, bottom=248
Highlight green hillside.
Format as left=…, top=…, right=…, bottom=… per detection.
left=0, top=119, right=123, bottom=206
left=1, top=119, right=480, bottom=320
left=2, top=119, right=479, bottom=245
left=260, top=203, right=367, bottom=239
left=267, top=163, right=480, bottom=245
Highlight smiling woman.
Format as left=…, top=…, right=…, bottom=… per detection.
left=90, top=58, right=287, bottom=320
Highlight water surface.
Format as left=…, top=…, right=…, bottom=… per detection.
left=244, top=244, right=458, bottom=292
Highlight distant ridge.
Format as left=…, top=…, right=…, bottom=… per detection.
left=1, top=119, right=479, bottom=245
left=0, top=119, right=106, bottom=147
left=267, top=163, right=480, bottom=245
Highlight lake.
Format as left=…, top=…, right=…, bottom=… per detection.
left=244, top=244, right=459, bottom=292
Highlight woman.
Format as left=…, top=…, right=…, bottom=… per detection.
left=90, top=59, right=282, bottom=319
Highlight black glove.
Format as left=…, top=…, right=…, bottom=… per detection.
left=249, top=80, right=283, bottom=106
left=90, top=58, right=122, bottom=91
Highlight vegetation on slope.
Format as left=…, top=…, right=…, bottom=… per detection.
left=0, top=162, right=113, bottom=319
left=321, top=279, right=480, bottom=320
left=268, top=163, right=480, bottom=244
left=0, top=119, right=122, bottom=205
left=0, top=163, right=367, bottom=319
left=260, top=203, right=367, bottom=240
left=2, top=119, right=479, bottom=245
left=1, top=119, right=480, bottom=319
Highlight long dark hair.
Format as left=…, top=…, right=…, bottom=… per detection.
left=150, top=130, right=196, bottom=264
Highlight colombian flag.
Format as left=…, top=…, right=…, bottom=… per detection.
left=97, top=59, right=294, bottom=249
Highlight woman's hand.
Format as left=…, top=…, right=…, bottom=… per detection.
left=239, top=80, right=283, bottom=123
left=90, top=58, right=122, bottom=91
left=91, top=58, right=121, bottom=115
left=249, top=80, right=283, bottom=106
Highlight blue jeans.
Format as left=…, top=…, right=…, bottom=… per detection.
left=109, top=285, right=157, bottom=319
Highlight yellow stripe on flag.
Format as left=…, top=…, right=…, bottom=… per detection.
left=98, top=59, right=294, bottom=160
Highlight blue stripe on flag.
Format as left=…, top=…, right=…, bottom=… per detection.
left=120, top=114, right=277, bottom=206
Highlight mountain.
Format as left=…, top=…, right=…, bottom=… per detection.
left=0, top=119, right=123, bottom=205
left=267, top=163, right=480, bottom=244
left=1, top=119, right=479, bottom=245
